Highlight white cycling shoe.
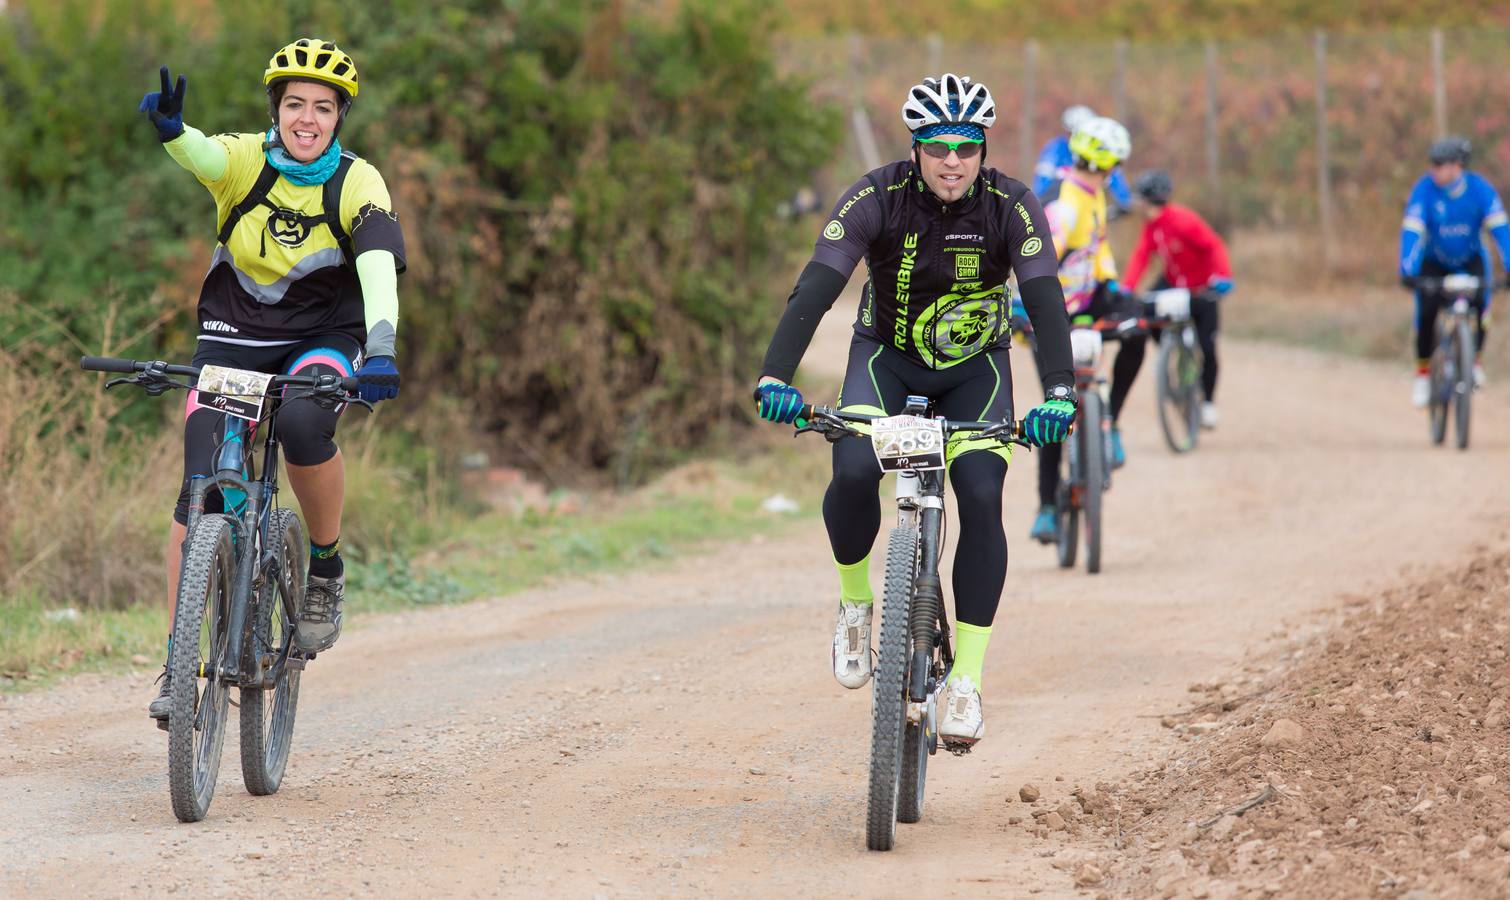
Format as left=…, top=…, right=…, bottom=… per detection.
left=1474, top=364, right=1486, bottom=389
left=939, top=675, right=985, bottom=746
left=1199, top=402, right=1220, bottom=430
left=832, top=601, right=873, bottom=689
left=1412, top=374, right=1431, bottom=408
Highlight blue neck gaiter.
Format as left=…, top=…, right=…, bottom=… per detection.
left=265, top=128, right=343, bottom=186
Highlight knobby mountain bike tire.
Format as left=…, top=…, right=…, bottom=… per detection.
left=1428, top=343, right=1449, bottom=446
left=168, top=515, right=235, bottom=823
left=1156, top=330, right=1202, bottom=454
left=867, top=527, right=918, bottom=851
left=1056, top=440, right=1080, bottom=569
left=1081, top=392, right=1106, bottom=575
left=240, top=508, right=306, bottom=796
left=1454, top=315, right=1473, bottom=450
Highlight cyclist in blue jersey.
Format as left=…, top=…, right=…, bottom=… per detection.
left=1400, top=136, right=1510, bottom=405
left=1033, top=105, right=1131, bottom=214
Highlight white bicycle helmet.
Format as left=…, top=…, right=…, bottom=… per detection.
left=901, top=73, right=997, bottom=132
left=1061, top=104, right=1095, bottom=133
left=1069, top=116, right=1131, bottom=171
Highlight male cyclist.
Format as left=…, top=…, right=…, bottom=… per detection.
left=1124, top=170, right=1233, bottom=428
left=754, top=74, right=1076, bottom=746
left=1400, top=136, right=1510, bottom=405
left=138, top=39, right=405, bottom=721
left=1031, top=116, right=1138, bottom=545
left=1034, top=104, right=1132, bottom=215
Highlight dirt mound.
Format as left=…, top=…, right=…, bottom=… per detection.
left=1075, top=552, right=1510, bottom=898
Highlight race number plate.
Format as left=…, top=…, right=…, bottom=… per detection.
left=196, top=365, right=274, bottom=422
left=870, top=415, right=946, bottom=472
left=1070, top=328, right=1104, bottom=368
left=1443, top=273, right=1480, bottom=295
left=1152, top=287, right=1192, bottom=320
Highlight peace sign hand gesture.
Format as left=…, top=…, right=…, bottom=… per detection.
left=138, top=65, right=187, bottom=143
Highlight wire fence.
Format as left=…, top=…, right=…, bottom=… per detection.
left=781, top=27, right=1510, bottom=279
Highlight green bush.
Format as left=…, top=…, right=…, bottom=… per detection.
left=0, top=0, right=837, bottom=483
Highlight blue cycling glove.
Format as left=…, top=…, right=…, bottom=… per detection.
left=755, top=381, right=805, bottom=424
left=1207, top=277, right=1235, bottom=296
left=356, top=356, right=400, bottom=403
left=139, top=66, right=187, bottom=143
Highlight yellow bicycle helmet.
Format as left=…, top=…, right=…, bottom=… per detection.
left=264, top=38, right=359, bottom=100
left=1068, top=116, right=1130, bottom=172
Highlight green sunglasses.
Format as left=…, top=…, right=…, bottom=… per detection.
left=916, top=137, right=984, bottom=159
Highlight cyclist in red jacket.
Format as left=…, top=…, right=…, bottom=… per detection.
left=1124, top=170, right=1233, bottom=428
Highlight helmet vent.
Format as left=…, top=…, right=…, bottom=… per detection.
left=321, top=41, right=336, bottom=51
left=332, top=61, right=350, bottom=77
left=294, top=48, right=308, bottom=66
left=314, top=52, right=332, bottom=68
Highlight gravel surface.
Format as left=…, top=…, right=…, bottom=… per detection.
left=3, top=336, right=1509, bottom=898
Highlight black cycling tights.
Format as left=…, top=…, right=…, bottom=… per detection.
left=1192, top=294, right=1220, bottom=401
left=825, top=442, right=1008, bottom=628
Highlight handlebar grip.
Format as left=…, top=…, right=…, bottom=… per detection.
left=80, top=355, right=139, bottom=373
left=340, top=376, right=361, bottom=393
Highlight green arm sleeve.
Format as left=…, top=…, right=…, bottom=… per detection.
left=162, top=125, right=228, bottom=183
left=355, top=249, right=400, bottom=359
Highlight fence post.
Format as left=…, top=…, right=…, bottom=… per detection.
left=1114, top=39, right=1129, bottom=124
left=848, top=32, right=882, bottom=171
left=1204, top=40, right=1221, bottom=210
left=1315, top=30, right=1336, bottom=270
left=1021, top=40, right=1038, bottom=181
left=1431, top=27, right=1448, bottom=139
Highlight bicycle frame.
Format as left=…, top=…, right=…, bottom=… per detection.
left=182, top=403, right=301, bottom=691
left=894, top=465, right=953, bottom=708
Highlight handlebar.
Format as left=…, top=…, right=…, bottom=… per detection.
left=81, top=355, right=362, bottom=393
left=80, top=355, right=368, bottom=409
left=1404, top=275, right=1506, bottom=294
left=752, top=391, right=1029, bottom=447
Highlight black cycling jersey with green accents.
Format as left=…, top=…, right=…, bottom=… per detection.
left=761, top=160, right=1071, bottom=387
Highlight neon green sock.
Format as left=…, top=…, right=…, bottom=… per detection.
left=951, top=622, right=993, bottom=690
left=835, top=555, right=873, bottom=605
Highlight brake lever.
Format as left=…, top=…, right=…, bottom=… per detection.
left=103, top=366, right=191, bottom=396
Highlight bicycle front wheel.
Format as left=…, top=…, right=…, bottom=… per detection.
left=168, top=515, right=235, bottom=823
left=1055, top=437, right=1079, bottom=569
left=867, top=527, right=918, bottom=851
left=1156, top=330, right=1201, bottom=454
left=1454, top=315, right=1473, bottom=450
left=240, top=508, right=305, bottom=796
left=1081, top=392, right=1106, bottom=575
left=1428, top=345, right=1449, bottom=446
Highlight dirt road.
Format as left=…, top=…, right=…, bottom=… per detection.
left=4, top=326, right=1510, bottom=898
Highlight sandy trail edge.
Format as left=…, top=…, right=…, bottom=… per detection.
left=3, top=334, right=1510, bottom=899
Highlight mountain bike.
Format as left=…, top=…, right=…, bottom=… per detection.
left=1142, top=287, right=1205, bottom=454
left=1054, top=322, right=1122, bottom=575
left=81, top=355, right=369, bottom=823
left=1411, top=274, right=1480, bottom=449
left=784, top=395, right=1026, bottom=851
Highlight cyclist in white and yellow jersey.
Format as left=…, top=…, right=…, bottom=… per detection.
left=138, top=39, right=406, bottom=721
left=1031, top=116, right=1141, bottom=544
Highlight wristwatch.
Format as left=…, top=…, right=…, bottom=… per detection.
left=1046, top=383, right=1078, bottom=406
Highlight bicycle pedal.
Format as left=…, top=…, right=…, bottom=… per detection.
left=156, top=718, right=169, bottom=733
left=942, top=739, right=975, bottom=756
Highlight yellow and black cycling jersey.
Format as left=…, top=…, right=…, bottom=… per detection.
left=183, top=132, right=405, bottom=347
left=1042, top=172, right=1115, bottom=316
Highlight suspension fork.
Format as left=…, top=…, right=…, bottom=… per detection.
left=908, top=470, right=946, bottom=703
